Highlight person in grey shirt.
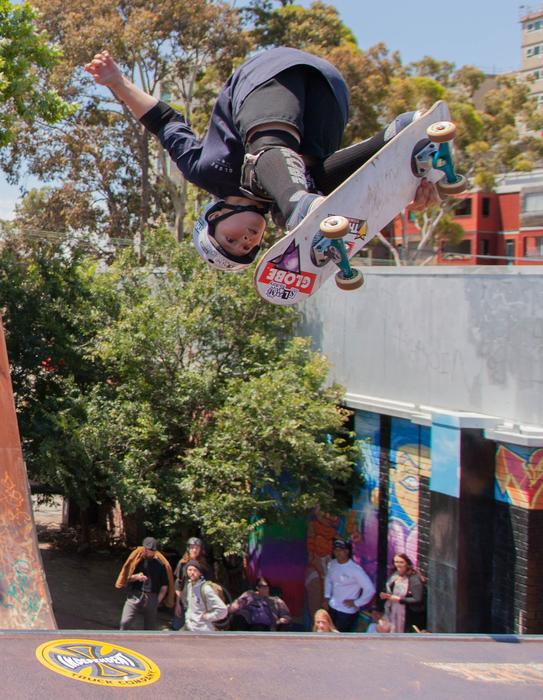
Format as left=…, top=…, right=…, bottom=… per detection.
left=181, top=560, right=228, bottom=632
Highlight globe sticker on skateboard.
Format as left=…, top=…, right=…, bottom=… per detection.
left=254, top=100, right=465, bottom=306
left=35, top=638, right=161, bottom=687
left=257, top=216, right=367, bottom=303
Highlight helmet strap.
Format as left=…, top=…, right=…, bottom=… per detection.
left=205, top=201, right=267, bottom=228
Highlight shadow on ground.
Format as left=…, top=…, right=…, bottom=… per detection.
left=41, top=545, right=175, bottom=630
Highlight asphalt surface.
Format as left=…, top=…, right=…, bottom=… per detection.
left=3, top=631, right=543, bottom=700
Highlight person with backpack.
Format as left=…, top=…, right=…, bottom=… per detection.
left=172, top=537, right=211, bottom=630
left=229, top=577, right=292, bottom=631
left=181, top=560, right=228, bottom=632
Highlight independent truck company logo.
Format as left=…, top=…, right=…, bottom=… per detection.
left=35, top=639, right=160, bottom=687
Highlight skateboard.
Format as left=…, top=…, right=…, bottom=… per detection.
left=253, top=100, right=465, bottom=306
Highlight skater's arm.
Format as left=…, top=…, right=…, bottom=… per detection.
left=84, top=50, right=158, bottom=119
left=85, top=50, right=204, bottom=186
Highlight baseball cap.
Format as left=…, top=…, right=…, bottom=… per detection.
left=332, top=538, right=349, bottom=550
left=142, top=536, right=158, bottom=551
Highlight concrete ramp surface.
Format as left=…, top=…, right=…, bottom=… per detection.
left=0, top=319, right=56, bottom=629
left=2, top=632, right=543, bottom=699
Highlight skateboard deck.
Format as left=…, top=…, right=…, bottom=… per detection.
left=254, top=100, right=455, bottom=306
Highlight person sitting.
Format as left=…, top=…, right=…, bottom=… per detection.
left=376, top=617, right=394, bottom=633
left=312, top=608, right=339, bottom=633
left=365, top=605, right=384, bottom=633
left=229, top=577, right=292, bottom=631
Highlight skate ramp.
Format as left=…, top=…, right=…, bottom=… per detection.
left=0, top=319, right=56, bottom=628
left=2, top=632, right=543, bottom=699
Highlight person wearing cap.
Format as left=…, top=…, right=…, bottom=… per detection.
left=84, top=49, right=438, bottom=274
left=171, top=537, right=211, bottom=630
left=116, top=536, right=174, bottom=630
left=181, top=559, right=228, bottom=632
left=323, top=538, right=375, bottom=633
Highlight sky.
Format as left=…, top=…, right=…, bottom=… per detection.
left=0, top=0, right=526, bottom=220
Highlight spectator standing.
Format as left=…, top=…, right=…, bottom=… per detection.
left=182, top=560, right=228, bottom=632
left=380, top=553, right=426, bottom=633
left=172, top=537, right=210, bottom=630
left=229, top=577, right=292, bottom=631
left=115, top=536, right=174, bottom=630
left=324, top=538, right=375, bottom=633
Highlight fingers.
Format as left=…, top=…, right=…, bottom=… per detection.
left=84, top=50, right=112, bottom=75
left=408, top=179, right=441, bottom=212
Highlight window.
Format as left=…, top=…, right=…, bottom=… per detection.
left=523, top=191, right=543, bottom=213
left=524, top=236, right=543, bottom=257
left=442, top=240, right=472, bottom=258
left=479, top=239, right=489, bottom=256
left=527, top=20, right=543, bottom=31
left=482, top=197, right=491, bottom=216
left=453, top=198, right=472, bottom=216
left=527, top=44, right=542, bottom=57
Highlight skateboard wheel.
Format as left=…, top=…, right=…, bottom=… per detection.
left=436, top=174, right=467, bottom=196
left=320, top=215, right=350, bottom=239
left=427, top=121, right=456, bottom=142
left=335, top=268, right=364, bottom=291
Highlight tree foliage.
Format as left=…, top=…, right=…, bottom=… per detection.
left=76, top=231, right=356, bottom=551
left=0, top=0, right=74, bottom=146
left=1, top=0, right=251, bottom=241
left=0, top=225, right=356, bottom=551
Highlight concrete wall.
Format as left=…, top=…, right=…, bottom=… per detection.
left=301, top=266, right=543, bottom=435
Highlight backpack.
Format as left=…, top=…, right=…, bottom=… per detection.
left=201, top=581, right=231, bottom=630
left=247, top=597, right=275, bottom=627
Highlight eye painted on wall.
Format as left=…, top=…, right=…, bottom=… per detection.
left=398, top=474, right=419, bottom=492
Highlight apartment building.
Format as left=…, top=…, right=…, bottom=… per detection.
left=520, top=4, right=543, bottom=107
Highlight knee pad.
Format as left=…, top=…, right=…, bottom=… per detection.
left=240, top=129, right=302, bottom=201
left=246, top=128, right=300, bottom=155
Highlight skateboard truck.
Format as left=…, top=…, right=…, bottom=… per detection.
left=316, top=217, right=364, bottom=291
left=413, top=121, right=467, bottom=196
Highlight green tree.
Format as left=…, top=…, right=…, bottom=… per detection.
left=0, top=227, right=115, bottom=542
left=1, top=0, right=251, bottom=241
left=79, top=229, right=356, bottom=552
left=0, top=0, right=74, bottom=146
left=375, top=62, right=543, bottom=264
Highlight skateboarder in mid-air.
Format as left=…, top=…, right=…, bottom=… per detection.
left=85, top=47, right=438, bottom=272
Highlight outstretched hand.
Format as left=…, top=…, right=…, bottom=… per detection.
left=408, top=179, right=441, bottom=212
left=84, top=50, right=123, bottom=89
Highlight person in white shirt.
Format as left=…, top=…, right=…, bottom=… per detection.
left=323, top=538, right=376, bottom=632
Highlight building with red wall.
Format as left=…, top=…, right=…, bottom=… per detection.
left=382, top=170, right=543, bottom=266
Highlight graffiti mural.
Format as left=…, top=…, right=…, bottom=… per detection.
left=248, top=518, right=307, bottom=622
left=495, top=444, right=543, bottom=510
left=387, top=418, right=431, bottom=567
left=0, top=320, right=56, bottom=628
left=350, top=412, right=380, bottom=581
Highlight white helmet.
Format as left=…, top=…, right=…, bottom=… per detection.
left=192, top=201, right=266, bottom=272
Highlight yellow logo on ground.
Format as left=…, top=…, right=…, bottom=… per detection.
left=35, top=638, right=160, bottom=687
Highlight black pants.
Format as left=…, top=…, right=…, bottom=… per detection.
left=329, top=606, right=359, bottom=633
left=235, top=65, right=345, bottom=162
left=235, top=65, right=387, bottom=196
